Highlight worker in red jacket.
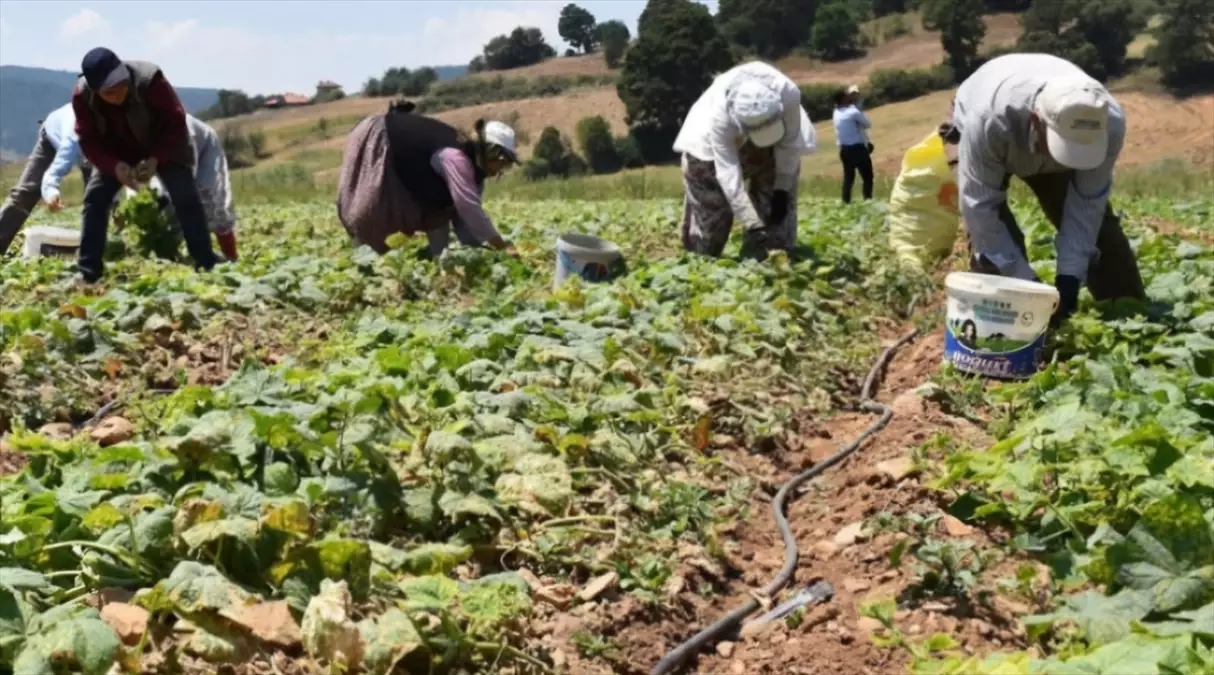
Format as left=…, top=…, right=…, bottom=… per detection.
left=72, top=47, right=218, bottom=282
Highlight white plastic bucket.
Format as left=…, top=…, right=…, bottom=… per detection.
left=23, top=226, right=82, bottom=260
left=554, top=233, right=626, bottom=289
left=943, top=272, right=1060, bottom=379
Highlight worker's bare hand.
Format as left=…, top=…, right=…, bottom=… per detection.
left=45, top=195, right=63, bottom=213
left=115, top=162, right=139, bottom=190
left=135, top=158, right=157, bottom=183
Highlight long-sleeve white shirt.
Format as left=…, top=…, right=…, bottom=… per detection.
left=40, top=104, right=87, bottom=203
left=673, top=61, right=816, bottom=231
left=952, top=53, right=1125, bottom=282
left=832, top=104, right=871, bottom=146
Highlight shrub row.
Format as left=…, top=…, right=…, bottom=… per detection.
left=415, top=74, right=618, bottom=114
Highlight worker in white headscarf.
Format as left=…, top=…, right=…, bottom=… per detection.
left=673, top=61, right=816, bottom=260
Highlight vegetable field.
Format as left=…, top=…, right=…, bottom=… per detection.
left=1, top=194, right=1211, bottom=675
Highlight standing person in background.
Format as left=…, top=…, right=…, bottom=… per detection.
left=833, top=85, right=874, bottom=203
left=0, top=104, right=94, bottom=256
left=72, top=47, right=217, bottom=282
left=673, top=61, right=816, bottom=260
left=946, top=53, right=1146, bottom=327
left=336, top=100, right=520, bottom=257
left=117, top=115, right=239, bottom=260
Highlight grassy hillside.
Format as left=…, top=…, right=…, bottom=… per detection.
left=0, top=65, right=220, bottom=157
left=211, top=13, right=1026, bottom=171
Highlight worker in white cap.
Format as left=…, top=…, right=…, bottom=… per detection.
left=832, top=84, right=874, bottom=203
left=673, top=61, right=816, bottom=260
left=947, top=53, right=1146, bottom=326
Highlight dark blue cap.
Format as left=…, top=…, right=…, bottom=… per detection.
left=81, top=47, right=126, bottom=90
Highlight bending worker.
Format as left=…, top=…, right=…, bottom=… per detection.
left=0, top=103, right=93, bottom=256
left=118, top=114, right=240, bottom=261
left=673, top=60, right=816, bottom=260
left=947, top=53, right=1146, bottom=326
left=73, top=47, right=217, bottom=282
left=337, top=100, right=519, bottom=257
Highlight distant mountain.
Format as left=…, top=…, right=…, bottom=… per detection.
left=433, top=65, right=468, bottom=81
left=0, top=65, right=220, bottom=160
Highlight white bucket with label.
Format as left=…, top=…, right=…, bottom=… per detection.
left=554, top=233, right=626, bottom=289
left=23, top=226, right=82, bottom=260
left=943, top=272, right=1060, bottom=379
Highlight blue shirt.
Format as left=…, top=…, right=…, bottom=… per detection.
left=832, top=104, right=871, bottom=147
left=40, top=103, right=86, bottom=202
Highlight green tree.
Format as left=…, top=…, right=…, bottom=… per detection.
left=482, top=27, right=558, bottom=71
left=559, top=4, right=600, bottom=53
left=526, top=126, right=584, bottom=178
left=1018, top=0, right=1147, bottom=80
left=923, top=0, right=986, bottom=80
left=247, top=131, right=267, bottom=159
left=618, top=0, right=735, bottom=163
left=810, top=1, right=865, bottom=61
left=576, top=115, right=622, bottom=173
left=1151, top=0, right=1214, bottom=85
left=718, top=0, right=818, bottom=60
left=599, top=20, right=632, bottom=68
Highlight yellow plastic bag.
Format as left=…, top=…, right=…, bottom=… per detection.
left=887, top=131, right=960, bottom=270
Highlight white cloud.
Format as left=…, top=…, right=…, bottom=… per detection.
left=59, top=9, right=109, bottom=42
left=146, top=19, right=199, bottom=51
left=0, top=18, right=7, bottom=39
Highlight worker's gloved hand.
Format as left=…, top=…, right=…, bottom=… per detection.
left=866, top=142, right=875, bottom=155
left=768, top=190, right=789, bottom=227
left=1051, top=275, right=1081, bottom=329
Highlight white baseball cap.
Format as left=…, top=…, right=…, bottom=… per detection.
left=482, top=120, right=518, bottom=162
left=846, top=84, right=860, bottom=95
left=729, top=79, right=785, bottom=148
left=1034, top=76, right=1112, bottom=171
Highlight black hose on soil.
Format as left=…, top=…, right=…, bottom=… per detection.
left=651, top=328, right=921, bottom=675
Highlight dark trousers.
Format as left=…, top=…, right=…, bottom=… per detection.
left=0, top=127, right=94, bottom=256
left=973, top=173, right=1146, bottom=302
left=79, top=163, right=217, bottom=281
left=840, top=143, right=873, bottom=203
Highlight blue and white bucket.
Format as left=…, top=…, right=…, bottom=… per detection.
left=943, top=272, right=1060, bottom=380
left=554, top=233, right=626, bottom=289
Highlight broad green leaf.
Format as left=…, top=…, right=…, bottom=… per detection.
left=437, top=491, right=501, bottom=522
left=0, top=568, right=50, bottom=593
left=23, top=612, right=120, bottom=675
left=180, top=518, right=259, bottom=549
left=400, top=543, right=472, bottom=576
left=159, top=561, right=256, bottom=615
left=312, top=539, right=372, bottom=601
left=400, top=575, right=459, bottom=612
left=494, top=453, right=573, bottom=516
left=359, top=608, right=423, bottom=674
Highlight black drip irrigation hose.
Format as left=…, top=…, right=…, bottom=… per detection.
left=651, top=328, right=921, bottom=675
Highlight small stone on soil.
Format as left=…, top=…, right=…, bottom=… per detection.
left=942, top=514, right=975, bottom=537
left=717, top=641, right=735, bottom=658
left=225, top=600, right=301, bottom=648
left=837, top=628, right=855, bottom=644
left=921, top=601, right=950, bottom=613
left=907, top=624, right=923, bottom=635
left=878, top=570, right=899, bottom=581
left=90, top=416, right=135, bottom=447
left=38, top=422, right=74, bottom=440
left=874, top=457, right=916, bottom=482
left=731, top=660, right=747, bottom=674
left=810, top=540, right=839, bottom=560
left=577, top=571, right=618, bottom=602
left=834, top=521, right=866, bottom=547
left=843, top=577, right=871, bottom=593
left=100, top=602, right=150, bottom=646
left=856, top=617, right=883, bottom=633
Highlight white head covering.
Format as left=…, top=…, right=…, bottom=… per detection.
left=1034, top=76, right=1112, bottom=171
left=482, top=120, right=518, bottom=162
left=728, top=79, right=786, bottom=148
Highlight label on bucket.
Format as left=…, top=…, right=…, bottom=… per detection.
left=556, top=250, right=626, bottom=284
left=944, top=326, right=1046, bottom=379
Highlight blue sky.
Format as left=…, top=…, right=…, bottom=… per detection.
left=0, top=1, right=718, bottom=95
